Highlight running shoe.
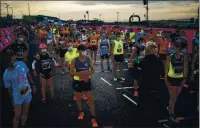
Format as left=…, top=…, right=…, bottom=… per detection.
left=169, top=113, right=179, bottom=123
left=119, top=77, right=125, bottom=81
left=91, top=118, right=98, bottom=127
left=82, top=94, right=88, bottom=100
left=114, top=77, right=117, bottom=81
left=42, top=97, right=47, bottom=104
left=78, top=112, right=84, bottom=120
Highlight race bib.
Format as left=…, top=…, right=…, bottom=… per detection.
left=117, top=44, right=122, bottom=52
left=16, top=52, right=24, bottom=58
left=101, top=46, right=108, bottom=50
left=174, top=66, right=183, bottom=74
left=47, top=39, right=52, bottom=44
left=41, top=60, right=50, bottom=70
left=20, top=84, right=30, bottom=98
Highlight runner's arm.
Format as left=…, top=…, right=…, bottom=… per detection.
left=183, top=55, right=188, bottom=79
left=164, top=56, right=170, bottom=82
left=107, top=39, right=111, bottom=53
left=89, top=57, right=94, bottom=75
left=3, top=77, right=13, bottom=100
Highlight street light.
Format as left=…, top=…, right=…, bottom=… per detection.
left=8, top=7, right=13, bottom=16
left=117, top=12, right=119, bottom=22
left=2, top=3, right=9, bottom=16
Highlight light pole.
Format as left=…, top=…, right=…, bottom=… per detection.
left=8, top=7, right=13, bottom=16
left=117, top=12, right=119, bottom=22
left=2, top=3, right=9, bottom=17
left=99, top=14, right=101, bottom=21
left=86, top=10, right=89, bottom=21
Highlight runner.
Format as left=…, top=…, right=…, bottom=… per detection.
left=111, top=32, right=125, bottom=81
left=12, top=33, right=29, bottom=63
left=3, top=53, right=36, bottom=128
left=164, top=37, right=188, bottom=122
left=89, top=29, right=99, bottom=64
left=58, top=36, right=68, bottom=75
left=37, top=43, right=56, bottom=103
left=98, top=33, right=111, bottom=72
left=129, top=37, right=146, bottom=96
left=70, top=44, right=98, bottom=127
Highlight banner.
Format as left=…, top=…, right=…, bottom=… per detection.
left=0, top=26, right=16, bottom=52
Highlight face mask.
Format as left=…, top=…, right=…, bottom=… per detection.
left=140, top=43, right=145, bottom=47
left=68, top=46, right=73, bottom=51
left=93, top=32, right=96, bottom=35
left=19, top=38, right=24, bottom=42
left=12, top=61, right=18, bottom=68
left=81, top=50, right=87, bottom=56
left=117, top=37, right=121, bottom=40
left=78, top=38, right=81, bottom=42
left=169, top=49, right=176, bottom=54
left=41, top=49, right=47, bottom=53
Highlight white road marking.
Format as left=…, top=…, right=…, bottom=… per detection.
left=116, top=87, right=134, bottom=90
left=158, top=119, right=168, bottom=123
left=163, top=124, right=170, bottom=128
left=122, top=94, right=137, bottom=105
left=95, top=69, right=128, bottom=73
left=101, top=77, right=112, bottom=86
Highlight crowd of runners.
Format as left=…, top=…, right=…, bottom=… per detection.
left=2, top=22, right=199, bottom=128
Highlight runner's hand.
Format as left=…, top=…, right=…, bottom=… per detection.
left=32, top=85, right=37, bottom=94
left=180, top=79, right=187, bottom=87
left=165, top=80, right=171, bottom=87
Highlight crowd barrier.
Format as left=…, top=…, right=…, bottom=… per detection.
left=86, top=26, right=196, bottom=54
left=0, top=26, right=16, bottom=52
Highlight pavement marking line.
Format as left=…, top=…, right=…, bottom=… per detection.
left=95, top=69, right=128, bottom=73
left=116, top=87, right=133, bottom=90
left=122, top=94, right=137, bottom=105
left=163, top=124, right=170, bottom=128
left=101, top=77, right=112, bottom=86
left=158, top=119, right=168, bottom=123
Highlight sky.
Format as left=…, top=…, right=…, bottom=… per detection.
left=1, top=1, right=199, bottom=21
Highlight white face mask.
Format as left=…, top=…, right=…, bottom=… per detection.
left=19, top=38, right=24, bottom=42
left=41, top=49, right=47, bottom=53
left=81, top=50, right=87, bottom=56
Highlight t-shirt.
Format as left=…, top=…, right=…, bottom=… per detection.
left=3, top=61, right=31, bottom=99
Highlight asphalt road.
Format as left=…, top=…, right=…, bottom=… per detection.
left=1, top=39, right=199, bottom=128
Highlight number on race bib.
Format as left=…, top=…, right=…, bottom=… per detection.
left=117, top=44, right=122, bottom=52
left=174, top=66, right=183, bottom=74
left=41, top=60, right=51, bottom=70
left=16, top=52, right=24, bottom=58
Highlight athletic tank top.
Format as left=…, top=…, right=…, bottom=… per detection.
left=100, top=39, right=109, bottom=55
left=168, top=54, right=184, bottom=78
left=40, top=54, right=52, bottom=73
left=74, top=57, right=90, bottom=80
left=113, top=40, right=124, bottom=55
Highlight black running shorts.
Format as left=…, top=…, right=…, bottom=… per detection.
left=72, top=79, right=92, bottom=92
left=114, top=54, right=124, bottom=63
